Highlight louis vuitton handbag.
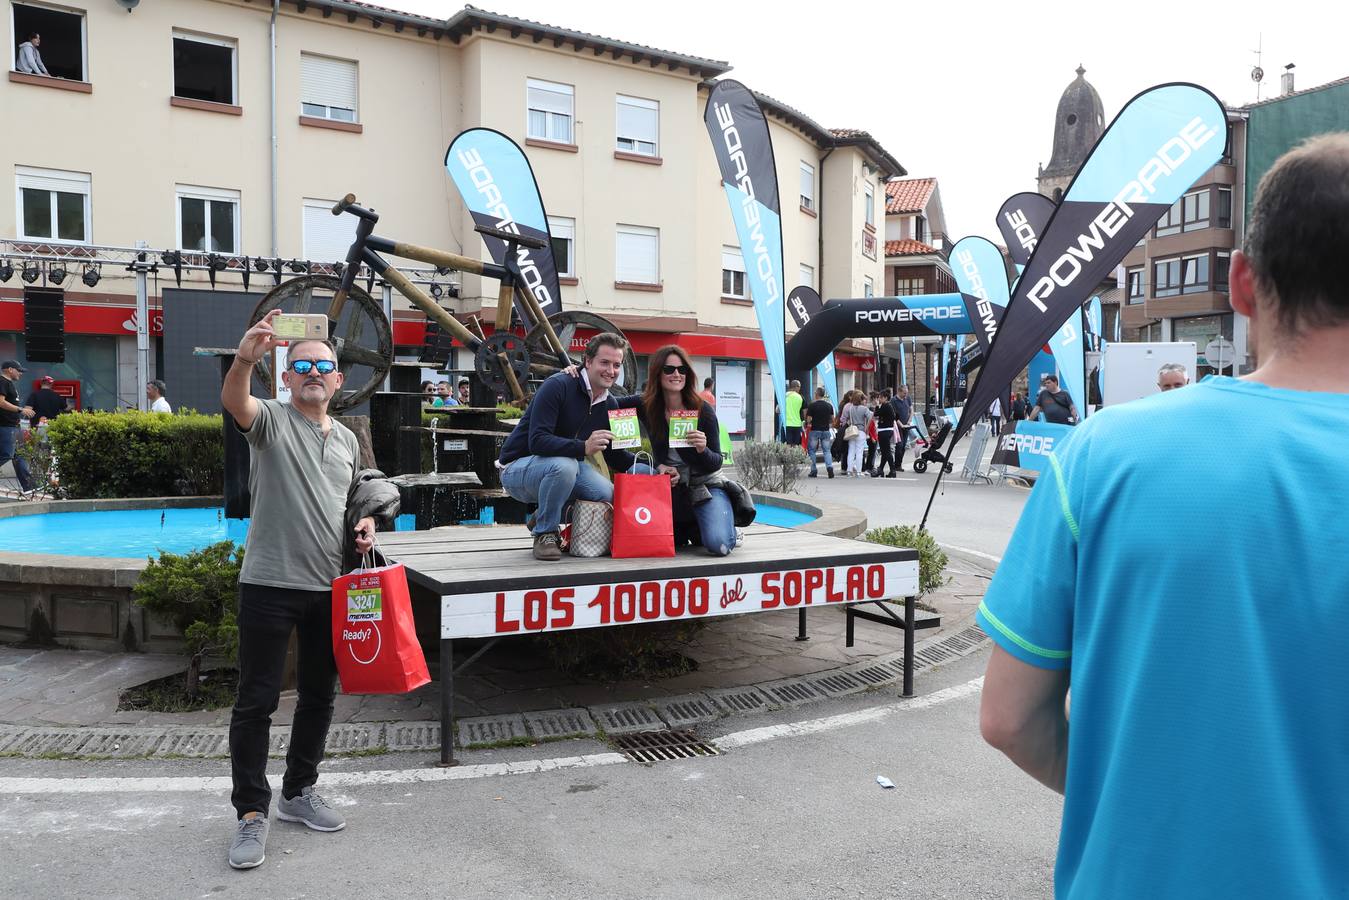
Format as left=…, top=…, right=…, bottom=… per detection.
left=567, top=499, right=613, bottom=557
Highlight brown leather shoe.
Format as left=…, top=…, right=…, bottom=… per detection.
left=532, top=531, right=563, bottom=561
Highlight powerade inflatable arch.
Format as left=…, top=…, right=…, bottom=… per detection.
left=784, top=293, right=972, bottom=374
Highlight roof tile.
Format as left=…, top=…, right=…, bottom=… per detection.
left=885, top=178, right=936, bottom=214
left=885, top=239, right=938, bottom=256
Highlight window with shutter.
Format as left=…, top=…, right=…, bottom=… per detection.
left=302, top=199, right=358, bottom=263
left=615, top=95, right=658, bottom=156
left=548, top=216, right=575, bottom=277
left=16, top=167, right=91, bottom=244
left=721, top=246, right=747, bottom=298
left=527, top=78, right=574, bottom=144
left=177, top=185, right=240, bottom=253
left=799, top=163, right=815, bottom=211
left=301, top=53, right=359, bottom=122
left=615, top=225, right=659, bottom=284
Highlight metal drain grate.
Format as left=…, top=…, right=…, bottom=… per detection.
left=613, top=729, right=720, bottom=763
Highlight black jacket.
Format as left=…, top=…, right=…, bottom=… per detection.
left=499, top=372, right=637, bottom=472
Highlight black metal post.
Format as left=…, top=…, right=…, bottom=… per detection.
left=795, top=608, right=809, bottom=641
left=902, top=595, right=915, bottom=698
left=845, top=607, right=855, bottom=647
left=438, top=637, right=458, bottom=767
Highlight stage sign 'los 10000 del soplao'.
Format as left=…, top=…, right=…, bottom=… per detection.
left=440, top=561, right=918, bottom=639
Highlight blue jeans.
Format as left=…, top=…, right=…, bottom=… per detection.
left=807, top=428, right=833, bottom=475
left=502, top=456, right=655, bottom=535
left=686, top=486, right=735, bottom=557
left=0, top=426, right=32, bottom=492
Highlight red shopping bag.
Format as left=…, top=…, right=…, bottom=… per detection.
left=331, top=558, right=431, bottom=694
left=611, top=468, right=675, bottom=558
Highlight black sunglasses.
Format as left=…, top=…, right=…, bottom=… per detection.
left=661, top=364, right=690, bottom=375
left=289, top=359, right=337, bottom=375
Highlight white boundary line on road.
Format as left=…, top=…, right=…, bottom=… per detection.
left=714, top=678, right=984, bottom=750
left=937, top=543, right=1003, bottom=565
left=0, top=678, right=986, bottom=796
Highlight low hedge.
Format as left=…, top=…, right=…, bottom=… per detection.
left=46, top=411, right=225, bottom=499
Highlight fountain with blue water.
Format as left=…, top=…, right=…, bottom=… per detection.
left=7, top=503, right=812, bottom=559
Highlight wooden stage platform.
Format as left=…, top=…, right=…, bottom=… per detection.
left=378, top=524, right=921, bottom=765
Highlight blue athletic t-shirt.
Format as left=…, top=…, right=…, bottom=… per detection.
left=978, top=377, right=1349, bottom=898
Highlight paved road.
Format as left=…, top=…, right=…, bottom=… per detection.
left=1, top=650, right=1060, bottom=898
left=2, top=459, right=1058, bottom=897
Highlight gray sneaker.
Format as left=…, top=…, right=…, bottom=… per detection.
left=276, top=786, right=346, bottom=832
left=228, top=815, right=269, bottom=870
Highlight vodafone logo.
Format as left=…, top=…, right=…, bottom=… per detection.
left=634, top=507, right=652, bottom=525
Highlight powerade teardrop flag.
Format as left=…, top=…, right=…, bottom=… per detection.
left=705, top=80, right=788, bottom=423
left=956, top=83, right=1226, bottom=445
left=444, top=128, right=562, bottom=319
left=997, top=192, right=1055, bottom=270
left=786, top=285, right=839, bottom=408
left=949, top=235, right=1010, bottom=359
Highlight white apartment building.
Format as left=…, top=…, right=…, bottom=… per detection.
left=1, top=1, right=901, bottom=433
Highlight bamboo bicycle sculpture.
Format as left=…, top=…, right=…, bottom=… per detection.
left=247, top=194, right=635, bottom=412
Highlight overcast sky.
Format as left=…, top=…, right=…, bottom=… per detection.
left=389, top=0, right=1348, bottom=243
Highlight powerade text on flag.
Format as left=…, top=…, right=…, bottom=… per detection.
left=705, top=80, right=788, bottom=423
left=957, top=83, right=1226, bottom=445
left=786, top=285, right=839, bottom=409
left=445, top=128, right=562, bottom=318
left=950, top=235, right=1010, bottom=358
left=997, top=192, right=1055, bottom=270
left=989, top=420, right=1074, bottom=472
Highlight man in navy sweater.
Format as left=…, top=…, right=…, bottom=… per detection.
left=499, top=332, right=638, bottom=560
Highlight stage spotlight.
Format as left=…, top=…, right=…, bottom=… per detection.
left=253, top=257, right=269, bottom=272
left=82, top=264, right=100, bottom=287
left=161, top=250, right=181, bottom=267
left=0, top=263, right=12, bottom=283
left=332, top=262, right=345, bottom=278
left=288, top=259, right=308, bottom=274
left=430, top=283, right=443, bottom=300
left=448, top=283, right=460, bottom=299
left=22, top=263, right=40, bottom=284
left=48, top=264, right=67, bottom=285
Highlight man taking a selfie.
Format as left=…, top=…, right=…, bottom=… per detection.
left=220, top=309, right=376, bottom=870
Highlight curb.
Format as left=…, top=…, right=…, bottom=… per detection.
left=0, top=620, right=988, bottom=761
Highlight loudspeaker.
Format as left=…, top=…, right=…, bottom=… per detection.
left=23, top=287, right=65, bottom=363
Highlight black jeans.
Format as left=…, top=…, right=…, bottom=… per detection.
left=230, top=582, right=336, bottom=819
left=875, top=431, right=896, bottom=476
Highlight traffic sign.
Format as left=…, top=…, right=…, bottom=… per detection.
left=1204, top=337, right=1235, bottom=370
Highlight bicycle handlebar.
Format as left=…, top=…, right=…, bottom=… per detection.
left=332, top=193, right=379, bottom=223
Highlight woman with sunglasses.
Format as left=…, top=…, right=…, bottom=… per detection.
left=627, top=346, right=736, bottom=556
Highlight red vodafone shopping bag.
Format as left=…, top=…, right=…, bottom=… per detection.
left=331, top=555, right=431, bottom=694
left=611, top=466, right=675, bottom=558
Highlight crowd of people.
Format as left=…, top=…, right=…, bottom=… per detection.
left=789, top=382, right=918, bottom=479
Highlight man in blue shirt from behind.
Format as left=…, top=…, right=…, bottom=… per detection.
left=978, top=133, right=1349, bottom=897
left=499, top=332, right=637, bottom=561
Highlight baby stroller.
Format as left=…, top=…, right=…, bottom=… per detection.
left=911, top=419, right=955, bottom=474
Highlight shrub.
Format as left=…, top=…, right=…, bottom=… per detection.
left=15, top=430, right=61, bottom=498
left=863, top=525, right=950, bottom=598
left=133, top=540, right=242, bottom=697
left=45, top=411, right=224, bottom=498
left=735, top=439, right=809, bottom=493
